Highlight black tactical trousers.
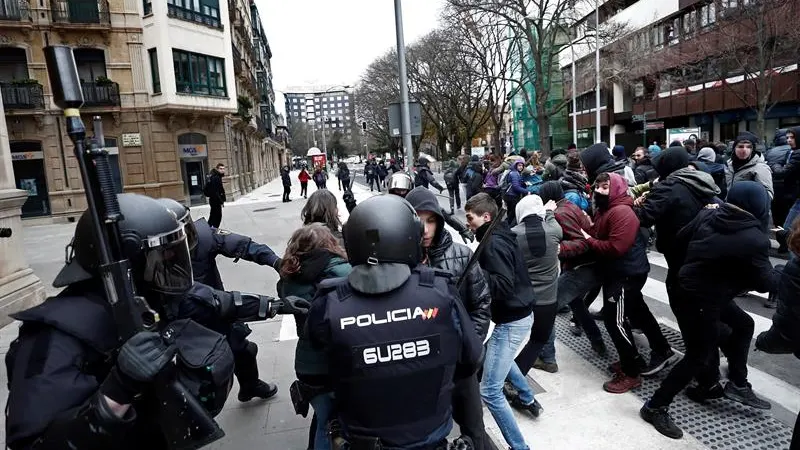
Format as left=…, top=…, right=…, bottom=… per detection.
left=229, top=323, right=260, bottom=387
left=451, top=374, right=487, bottom=450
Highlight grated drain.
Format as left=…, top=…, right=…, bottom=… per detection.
left=552, top=315, right=794, bottom=449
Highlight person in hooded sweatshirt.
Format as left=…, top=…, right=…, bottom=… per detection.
left=769, top=127, right=800, bottom=237
left=587, top=172, right=675, bottom=393
left=641, top=181, right=778, bottom=440
left=405, top=187, right=492, bottom=450
left=635, top=147, right=721, bottom=294
left=505, top=195, right=562, bottom=388
left=414, top=157, right=445, bottom=193
left=696, top=147, right=727, bottom=199
left=766, top=128, right=795, bottom=236
left=579, top=142, right=637, bottom=186
left=464, top=193, right=536, bottom=450
left=725, top=131, right=774, bottom=200
left=504, top=159, right=530, bottom=226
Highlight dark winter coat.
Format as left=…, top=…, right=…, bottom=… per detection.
left=636, top=162, right=721, bottom=260
left=277, top=251, right=351, bottom=379
left=405, top=187, right=492, bottom=339
left=206, top=169, right=226, bottom=204
left=579, top=143, right=635, bottom=185
left=633, top=158, right=658, bottom=185
left=281, top=168, right=291, bottom=186
left=475, top=220, right=535, bottom=324
left=768, top=127, right=800, bottom=201
left=677, top=203, right=777, bottom=304
left=588, top=173, right=649, bottom=276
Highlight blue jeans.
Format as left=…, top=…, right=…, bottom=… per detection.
left=310, top=393, right=334, bottom=450
left=481, top=315, right=533, bottom=450
left=540, top=329, right=557, bottom=364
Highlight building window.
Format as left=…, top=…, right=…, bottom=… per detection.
left=167, top=0, right=221, bottom=28
left=700, top=3, right=716, bottom=27
left=148, top=48, right=160, bottom=93
left=172, top=49, right=226, bottom=96
left=143, top=0, right=151, bottom=14
left=682, top=11, right=697, bottom=36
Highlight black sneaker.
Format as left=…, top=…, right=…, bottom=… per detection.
left=685, top=382, right=724, bottom=403
left=569, top=319, right=583, bottom=336
left=238, top=380, right=278, bottom=402
left=510, top=396, right=543, bottom=418
left=502, top=381, right=519, bottom=400
left=640, top=404, right=683, bottom=439
left=641, top=349, right=678, bottom=376
left=764, top=291, right=778, bottom=309
left=724, top=381, right=772, bottom=410
left=591, top=340, right=607, bottom=357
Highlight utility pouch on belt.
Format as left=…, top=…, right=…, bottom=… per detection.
left=289, top=380, right=309, bottom=417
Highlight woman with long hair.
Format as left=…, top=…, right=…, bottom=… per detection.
left=301, top=189, right=342, bottom=241
left=277, top=223, right=351, bottom=450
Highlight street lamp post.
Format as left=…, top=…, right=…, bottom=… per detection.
left=594, top=0, right=601, bottom=143
left=393, top=0, right=415, bottom=173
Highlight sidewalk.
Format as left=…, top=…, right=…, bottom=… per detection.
left=2, top=173, right=707, bottom=449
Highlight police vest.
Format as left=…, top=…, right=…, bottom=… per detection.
left=320, top=267, right=460, bottom=447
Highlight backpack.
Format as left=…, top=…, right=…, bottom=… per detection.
left=339, top=167, right=350, bottom=179
left=443, top=169, right=456, bottom=186
left=498, top=169, right=511, bottom=194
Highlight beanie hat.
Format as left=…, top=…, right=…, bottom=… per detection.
left=734, top=131, right=759, bottom=148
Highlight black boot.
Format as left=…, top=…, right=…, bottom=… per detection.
left=238, top=379, right=278, bottom=402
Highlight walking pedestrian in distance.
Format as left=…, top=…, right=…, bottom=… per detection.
left=205, top=162, right=226, bottom=228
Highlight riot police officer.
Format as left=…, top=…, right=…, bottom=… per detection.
left=159, top=198, right=291, bottom=401
left=190, top=206, right=282, bottom=290
left=5, top=193, right=234, bottom=450
left=306, top=194, right=483, bottom=450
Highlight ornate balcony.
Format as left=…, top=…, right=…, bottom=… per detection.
left=81, top=81, right=120, bottom=107
left=51, top=0, right=110, bottom=26
left=0, top=81, right=44, bottom=109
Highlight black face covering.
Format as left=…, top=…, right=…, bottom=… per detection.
left=593, top=192, right=609, bottom=211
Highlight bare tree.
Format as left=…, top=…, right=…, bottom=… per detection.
left=407, top=29, right=494, bottom=158
left=286, top=120, right=314, bottom=154
left=354, top=49, right=401, bottom=156
left=447, top=0, right=630, bottom=152
left=686, top=0, right=800, bottom=139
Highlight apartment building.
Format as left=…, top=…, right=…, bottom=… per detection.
left=283, top=85, right=357, bottom=152
left=561, top=0, right=800, bottom=149
left=0, top=0, right=282, bottom=221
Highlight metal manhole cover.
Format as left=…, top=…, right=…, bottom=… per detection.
left=552, top=315, right=794, bottom=449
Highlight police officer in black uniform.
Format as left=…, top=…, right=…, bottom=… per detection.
left=159, top=198, right=291, bottom=401
left=306, top=194, right=483, bottom=450
left=5, top=193, right=235, bottom=450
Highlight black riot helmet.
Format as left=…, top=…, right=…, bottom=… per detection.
left=53, top=193, right=194, bottom=303
left=342, top=194, right=423, bottom=267
left=157, top=198, right=199, bottom=252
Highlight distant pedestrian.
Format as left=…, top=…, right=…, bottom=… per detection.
left=298, top=166, right=310, bottom=199
left=336, top=162, right=351, bottom=192
left=281, top=165, right=292, bottom=202
left=204, top=162, right=226, bottom=228
left=313, top=166, right=328, bottom=190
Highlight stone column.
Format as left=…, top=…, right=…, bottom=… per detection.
left=0, top=99, right=45, bottom=326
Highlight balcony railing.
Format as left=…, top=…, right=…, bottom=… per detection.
left=81, top=81, right=120, bottom=106
left=255, top=115, right=266, bottom=134
left=51, top=0, right=110, bottom=25
left=1, top=82, right=44, bottom=109
left=232, top=44, right=242, bottom=75
left=167, top=3, right=221, bottom=29
left=0, top=0, right=31, bottom=21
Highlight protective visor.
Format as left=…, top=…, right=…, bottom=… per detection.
left=142, top=227, right=194, bottom=294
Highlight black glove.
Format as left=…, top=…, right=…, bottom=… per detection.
left=101, top=331, right=176, bottom=404
left=270, top=296, right=312, bottom=316
left=460, top=228, right=475, bottom=244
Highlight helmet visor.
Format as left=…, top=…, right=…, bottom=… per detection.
left=183, top=217, right=198, bottom=252
left=142, top=237, right=194, bottom=294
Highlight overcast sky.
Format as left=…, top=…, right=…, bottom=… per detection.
left=254, top=0, right=445, bottom=117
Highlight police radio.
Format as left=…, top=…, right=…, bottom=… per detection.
left=44, top=45, right=224, bottom=450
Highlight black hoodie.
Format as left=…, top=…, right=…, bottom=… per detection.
left=579, top=143, right=630, bottom=183
left=677, top=203, right=777, bottom=303
left=475, top=220, right=535, bottom=324
left=405, top=187, right=492, bottom=339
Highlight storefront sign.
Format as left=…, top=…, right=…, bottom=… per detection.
left=179, top=144, right=208, bottom=158
left=121, top=133, right=142, bottom=147
left=667, top=127, right=701, bottom=144
left=11, top=151, right=44, bottom=161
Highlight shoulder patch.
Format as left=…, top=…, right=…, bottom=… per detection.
left=215, top=228, right=232, bottom=235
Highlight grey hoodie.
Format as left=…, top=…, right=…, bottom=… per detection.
left=725, top=153, right=774, bottom=199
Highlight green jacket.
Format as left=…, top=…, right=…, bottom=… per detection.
left=277, top=255, right=351, bottom=377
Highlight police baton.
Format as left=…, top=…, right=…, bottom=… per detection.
left=455, top=208, right=506, bottom=291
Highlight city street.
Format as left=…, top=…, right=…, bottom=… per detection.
left=1, top=170, right=798, bottom=449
